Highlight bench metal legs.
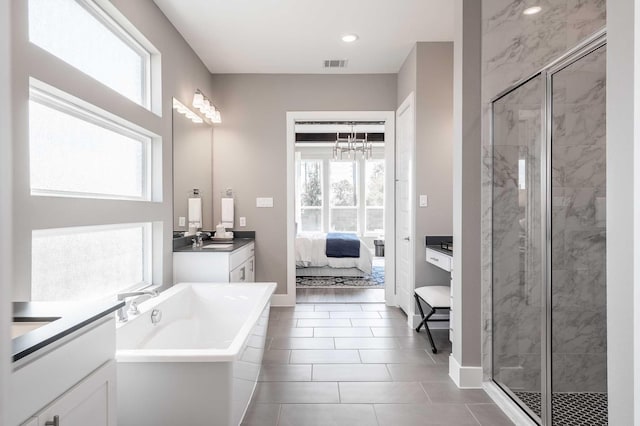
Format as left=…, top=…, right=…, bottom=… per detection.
left=414, top=293, right=451, bottom=354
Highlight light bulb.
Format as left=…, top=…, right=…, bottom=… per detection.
left=192, top=91, right=204, bottom=108
left=523, top=6, right=541, bottom=15
left=342, top=34, right=359, bottom=43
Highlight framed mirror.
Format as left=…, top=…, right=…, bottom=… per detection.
left=172, top=99, right=213, bottom=236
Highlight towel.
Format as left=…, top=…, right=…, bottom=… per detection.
left=221, top=197, right=234, bottom=228
left=188, top=198, right=202, bottom=227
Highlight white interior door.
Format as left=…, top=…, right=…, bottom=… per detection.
left=396, top=93, right=415, bottom=316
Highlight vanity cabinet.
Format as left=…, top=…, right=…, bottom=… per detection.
left=174, top=241, right=256, bottom=283
left=230, top=256, right=255, bottom=283
left=425, top=247, right=453, bottom=342
left=11, top=316, right=118, bottom=426
left=22, top=360, right=116, bottom=426
left=425, top=248, right=452, bottom=272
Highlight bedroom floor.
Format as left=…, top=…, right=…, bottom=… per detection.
left=297, top=288, right=385, bottom=303
left=296, top=258, right=386, bottom=303
left=241, top=303, right=513, bottom=426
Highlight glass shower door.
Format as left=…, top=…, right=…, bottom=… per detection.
left=492, top=75, right=544, bottom=422
left=550, top=44, right=607, bottom=425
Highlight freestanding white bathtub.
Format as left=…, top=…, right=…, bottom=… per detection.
left=115, top=282, right=276, bottom=426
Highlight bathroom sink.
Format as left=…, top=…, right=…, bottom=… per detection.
left=203, top=244, right=234, bottom=249
left=11, top=321, right=55, bottom=339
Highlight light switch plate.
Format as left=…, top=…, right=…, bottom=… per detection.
left=419, top=195, right=428, bottom=207
left=178, top=216, right=186, bottom=226
left=256, top=197, right=274, bottom=208
left=239, top=217, right=247, bottom=227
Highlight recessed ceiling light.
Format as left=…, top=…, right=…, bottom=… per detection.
left=342, top=34, right=359, bottom=43
left=523, top=6, right=542, bottom=15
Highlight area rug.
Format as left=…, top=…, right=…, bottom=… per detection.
left=296, top=265, right=384, bottom=288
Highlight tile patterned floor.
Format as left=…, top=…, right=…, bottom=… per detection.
left=296, top=288, right=386, bottom=303
left=242, top=303, right=514, bottom=426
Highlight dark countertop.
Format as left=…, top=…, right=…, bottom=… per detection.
left=173, top=237, right=254, bottom=253
left=12, top=299, right=124, bottom=362
left=426, top=245, right=453, bottom=257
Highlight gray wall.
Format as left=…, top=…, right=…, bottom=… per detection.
left=415, top=43, right=454, bottom=286
left=1, top=0, right=11, bottom=421
left=397, top=43, right=454, bottom=289
left=452, top=0, right=482, bottom=371
left=209, top=74, right=397, bottom=294
left=10, top=0, right=213, bottom=298
left=173, top=112, right=214, bottom=231
left=397, top=46, right=417, bottom=105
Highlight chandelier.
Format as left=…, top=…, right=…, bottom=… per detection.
left=332, top=125, right=373, bottom=160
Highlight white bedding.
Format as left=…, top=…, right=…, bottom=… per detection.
left=295, top=234, right=373, bottom=274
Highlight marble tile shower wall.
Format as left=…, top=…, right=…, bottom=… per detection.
left=481, top=0, right=606, bottom=383
left=551, top=45, right=606, bottom=393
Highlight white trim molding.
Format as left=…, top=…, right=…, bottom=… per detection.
left=286, top=111, right=396, bottom=307
left=483, top=381, right=537, bottom=426
left=0, top=0, right=11, bottom=422
left=448, top=354, right=482, bottom=388
left=271, top=293, right=296, bottom=307
left=394, top=92, right=415, bottom=314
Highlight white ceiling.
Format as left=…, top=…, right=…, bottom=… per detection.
left=152, top=0, right=454, bottom=74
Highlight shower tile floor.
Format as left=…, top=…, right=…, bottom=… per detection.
left=513, top=391, right=608, bottom=426
left=241, top=303, right=514, bottom=426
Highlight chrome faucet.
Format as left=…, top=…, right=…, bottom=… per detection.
left=116, top=289, right=159, bottom=323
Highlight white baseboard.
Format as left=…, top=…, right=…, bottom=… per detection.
left=271, top=293, right=295, bottom=307
left=448, top=355, right=483, bottom=388
left=410, top=314, right=449, bottom=329
left=483, top=381, right=537, bottom=426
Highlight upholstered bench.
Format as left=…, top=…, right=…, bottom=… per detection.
left=414, top=286, right=451, bottom=353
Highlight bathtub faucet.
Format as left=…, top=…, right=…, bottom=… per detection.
left=116, top=289, right=159, bottom=323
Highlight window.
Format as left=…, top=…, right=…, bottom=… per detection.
left=330, top=161, right=359, bottom=232
left=296, top=155, right=385, bottom=236
left=29, top=0, right=151, bottom=107
left=29, top=86, right=153, bottom=200
left=365, top=160, right=385, bottom=234
left=31, top=224, right=151, bottom=301
left=299, top=160, right=323, bottom=232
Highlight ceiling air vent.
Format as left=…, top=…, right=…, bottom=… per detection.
left=324, top=59, right=348, bottom=69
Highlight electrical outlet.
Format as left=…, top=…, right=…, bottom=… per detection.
left=239, top=217, right=247, bottom=227
left=178, top=216, right=186, bottom=226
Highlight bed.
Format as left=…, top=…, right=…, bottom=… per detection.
left=295, top=233, right=373, bottom=276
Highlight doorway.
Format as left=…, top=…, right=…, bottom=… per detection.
left=285, top=111, right=395, bottom=305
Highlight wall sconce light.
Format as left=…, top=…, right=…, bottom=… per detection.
left=192, top=89, right=222, bottom=124
left=173, top=98, right=203, bottom=123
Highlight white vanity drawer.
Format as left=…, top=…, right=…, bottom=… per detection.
left=230, top=242, right=255, bottom=270
left=426, top=248, right=452, bottom=272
